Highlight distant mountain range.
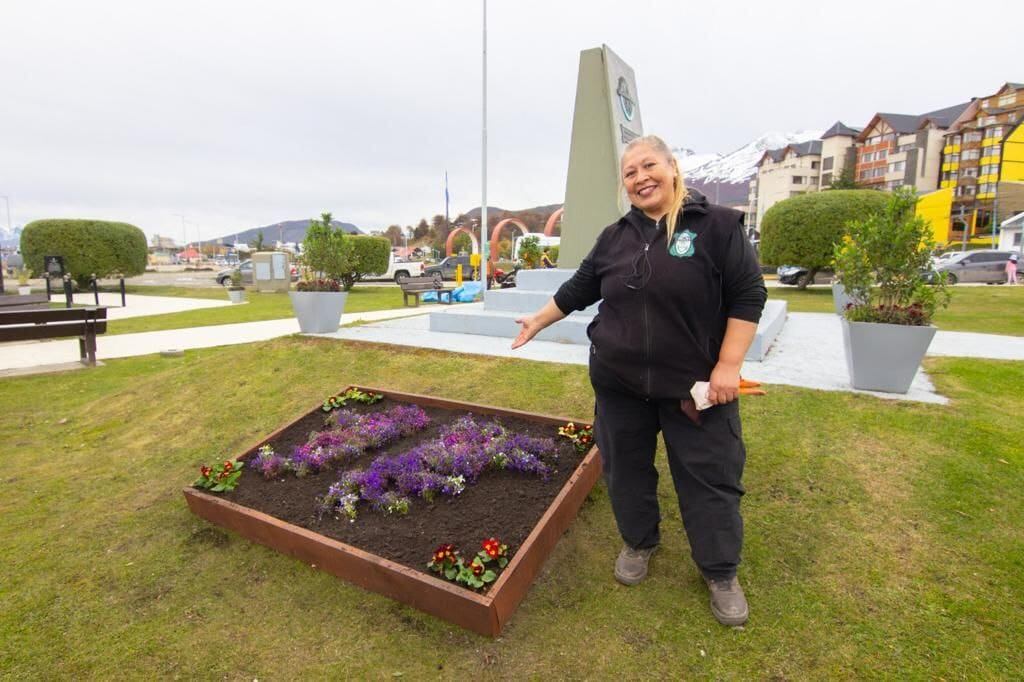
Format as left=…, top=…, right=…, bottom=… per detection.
left=210, top=218, right=361, bottom=246
left=674, top=129, right=824, bottom=206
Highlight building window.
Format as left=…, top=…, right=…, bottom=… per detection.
left=980, top=164, right=999, bottom=176
left=878, top=149, right=888, bottom=159
left=862, top=152, right=874, bottom=162
left=792, top=176, right=804, bottom=184
left=889, top=161, right=906, bottom=173
left=985, top=126, right=1005, bottom=139
left=950, top=135, right=962, bottom=145
left=882, top=134, right=895, bottom=142
left=965, top=131, right=983, bottom=143
left=811, top=161, right=820, bottom=170
left=886, top=180, right=902, bottom=190
left=999, top=94, right=1017, bottom=107
left=962, top=149, right=981, bottom=160
left=822, top=172, right=832, bottom=185
left=981, top=115, right=998, bottom=126
left=964, top=185, right=976, bottom=196
left=963, top=167, right=978, bottom=177
left=822, top=157, right=834, bottom=171
left=949, top=153, right=959, bottom=163
left=898, top=143, right=916, bottom=152
left=988, top=146, right=1001, bottom=158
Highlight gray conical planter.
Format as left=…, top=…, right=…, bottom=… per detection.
left=841, top=319, right=936, bottom=393
left=289, top=291, right=348, bottom=333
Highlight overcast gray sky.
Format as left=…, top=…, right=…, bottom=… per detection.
left=3, top=0, right=1022, bottom=242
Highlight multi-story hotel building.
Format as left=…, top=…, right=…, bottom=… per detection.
left=853, top=102, right=970, bottom=193
left=748, top=122, right=859, bottom=230
left=939, top=83, right=1024, bottom=238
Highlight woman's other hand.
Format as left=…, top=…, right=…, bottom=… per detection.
left=708, top=361, right=741, bottom=404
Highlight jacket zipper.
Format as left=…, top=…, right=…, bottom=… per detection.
left=641, top=242, right=652, bottom=397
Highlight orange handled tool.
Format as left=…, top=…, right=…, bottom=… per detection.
left=739, top=378, right=766, bottom=396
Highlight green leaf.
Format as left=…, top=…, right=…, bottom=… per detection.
left=498, top=558, right=508, bottom=568
left=477, top=551, right=492, bottom=563
left=482, top=570, right=497, bottom=582
left=211, top=484, right=226, bottom=492
left=444, top=568, right=457, bottom=580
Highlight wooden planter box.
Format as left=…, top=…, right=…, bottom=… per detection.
left=183, top=386, right=602, bottom=637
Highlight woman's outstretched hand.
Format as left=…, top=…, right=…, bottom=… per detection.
left=511, top=315, right=542, bottom=349
left=510, top=298, right=567, bottom=350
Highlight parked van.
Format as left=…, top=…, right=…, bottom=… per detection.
left=511, top=234, right=560, bottom=262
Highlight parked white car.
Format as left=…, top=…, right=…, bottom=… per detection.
left=365, top=253, right=425, bottom=283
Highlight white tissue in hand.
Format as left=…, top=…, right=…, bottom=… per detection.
left=690, top=381, right=713, bottom=411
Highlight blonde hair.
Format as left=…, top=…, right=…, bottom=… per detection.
left=623, top=135, right=688, bottom=244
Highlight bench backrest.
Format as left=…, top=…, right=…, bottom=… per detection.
left=399, top=276, right=444, bottom=292
left=0, top=307, right=108, bottom=342
left=0, top=294, right=50, bottom=310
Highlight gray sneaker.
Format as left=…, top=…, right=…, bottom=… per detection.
left=614, top=545, right=657, bottom=585
left=705, top=576, right=749, bottom=626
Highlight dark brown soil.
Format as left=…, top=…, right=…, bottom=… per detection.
left=219, top=397, right=587, bottom=588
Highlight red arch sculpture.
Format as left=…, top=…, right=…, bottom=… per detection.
left=445, top=227, right=480, bottom=256
left=543, top=207, right=563, bottom=236
left=489, top=218, right=529, bottom=264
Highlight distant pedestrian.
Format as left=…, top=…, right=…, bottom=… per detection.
left=540, top=247, right=555, bottom=269
left=1007, top=253, right=1019, bottom=285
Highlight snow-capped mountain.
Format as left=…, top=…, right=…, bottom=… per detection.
left=672, top=130, right=824, bottom=205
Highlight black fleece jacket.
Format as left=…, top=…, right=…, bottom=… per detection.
left=553, top=191, right=766, bottom=400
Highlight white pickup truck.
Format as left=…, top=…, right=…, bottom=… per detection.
left=366, top=253, right=425, bottom=283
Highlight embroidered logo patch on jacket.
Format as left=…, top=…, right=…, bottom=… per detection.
left=669, top=229, right=697, bottom=258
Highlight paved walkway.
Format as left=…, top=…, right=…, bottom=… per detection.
left=322, top=306, right=1024, bottom=405
left=4, top=295, right=1024, bottom=404
left=0, top=306, right=425, bottom=375
left=65, top=292, right=231, bottom=319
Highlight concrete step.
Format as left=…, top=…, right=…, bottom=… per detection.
left=514, top=268, right=576, bottom=291
left=430, top=298, right=788, bottom=362
left=484, top=288, right=599, bottom=315
left=429, top=307, right=593, bottom=344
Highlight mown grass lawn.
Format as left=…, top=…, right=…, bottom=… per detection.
left=101, top=285, right=405, bottom=335
left=1, top=340, right=1022, bottom=679
left=770, top=285, right=1024, bottom=336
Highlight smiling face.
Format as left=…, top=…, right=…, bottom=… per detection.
left=621, top=143, right=677, bottom=219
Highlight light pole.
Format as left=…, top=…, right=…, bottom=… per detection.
left=0, top=195, right=11, bottom=235
left=480, top=0, right=489, bottom=288
left=173, top=213, right=187, bottom=260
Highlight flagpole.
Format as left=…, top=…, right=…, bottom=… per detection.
left=480, top=0, right=489, bottom=288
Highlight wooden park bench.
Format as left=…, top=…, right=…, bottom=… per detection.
left=0, top=293, right=50, bottom=311
left=399, top=276, right=455, bottom=307
left=0, top=306, right=108, bottom=366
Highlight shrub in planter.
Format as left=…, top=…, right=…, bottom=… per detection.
left=760, top=190, right=889, bottom=289
left=20, top=219, right=147, bottom=288
left=227, top=270, right=246, bottom=303
left=832, top=188, right=951, bottom=393
left=301, top=212, right=389, bottom=292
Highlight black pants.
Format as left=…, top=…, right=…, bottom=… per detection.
left=593, top=383, right=746, bottom=579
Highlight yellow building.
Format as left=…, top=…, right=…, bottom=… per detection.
left=939, top=82, right=1024, bottom=240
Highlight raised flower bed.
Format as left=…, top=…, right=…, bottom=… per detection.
left=183, top=386, right=601, bottom=636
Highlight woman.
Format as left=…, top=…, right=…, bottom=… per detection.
left=1007, top=253, right=1018, bottom=285
left=511, top=135, right=766, bottom=626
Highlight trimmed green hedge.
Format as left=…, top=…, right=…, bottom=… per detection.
left=760, top=190, right=890, bottom=286
left=344, top=235, right=390, bottom=290
left=21, top=219, right=147, bottom=288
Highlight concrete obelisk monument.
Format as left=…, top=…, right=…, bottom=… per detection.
left=559, top=44, right=644, bottom=267
left=428, top=45, right=643, bottom=344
